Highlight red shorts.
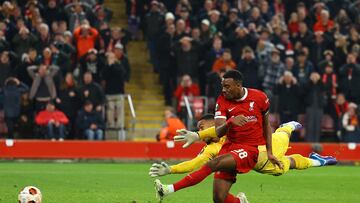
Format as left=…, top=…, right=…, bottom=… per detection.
left=214, top=141, right=259, bottom=183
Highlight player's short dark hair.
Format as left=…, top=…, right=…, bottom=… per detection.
left=223, top=70, right=244, bottom=82
left=199, top=114, right=215, bottom=121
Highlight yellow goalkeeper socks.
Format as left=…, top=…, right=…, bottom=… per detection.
left=289, top=154, right=313, bottom=169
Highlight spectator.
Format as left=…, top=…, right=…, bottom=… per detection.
left=11, top=27, right=38, bottom=57
left=212, top=48, right=236, bottom=72
left=238, top=46, right=260, bottom=88
left=204, top=37, right=224, bottom=74
left=334, top=35, right=349, bottom=69
left=322, top=62, right=337, bottom=117
left=79, top=49, right=104, bottom=83
left=339, top=54, right=360, bottom=104
left=144, top=1, right=164, bottom=72
left=206, top=69, right=227, bottom=109
left=309, top=31, right=331, bottom=66
left=313, top=10, right=334, bottom=33
left=76, top=101, right=105, bottom=140
left=157, top=107, right=186, bottom=142
left=36, top=24, right=52, bottom=51
left=224, top=8, right=241, bottom=37
left=208, top=10, right=223, bottom=35
left=230, top=27, right=257, bottom=63
left=274, top=71, right=300, bottom=123
left=16, top=48, right=38, bottom=87
left=174, top=74, right=200, bottom=114
left=113, top=43, right=131, bottom=82
left=107, top=27, right=130, bottom=53
left=17, top=92, right=34, bottom=138
left=296, top=22, right=313, bottom=48
left=27, top=64, right=59, bottom=111
left=101, top=52, right=126, bottom=128
left=56, top=73, right=81, bottom=139
left=341, top=103, right=359, bottom=143
left=73, top=21, right=99, bottom=59
left=334, top=9, right=352, bottom=35
left=79, top=72, right=105, bottom=112
left=303, top=72, right=325, bottom=142
left=157, top=24, right=176, bottom=105
left=200, top=19, right=211, bottom=42
left=64, top=2, right=89, bottom=31
left=35, top=101, right=69, bottom=141
left=294, top=50, right=315, bottom=84
left=318, top=50, right=334, bottom=74
left=2, top=77, right=28, bottom=138
left=262, top=48, right=285, bottom=98
left=288, top=12, right=299, bottom=37
left=174, top=37, right=200, bottom=80
left=334, top=93, right=349, bottom=134
left=0, top=51, right=16, bottom=88
left=285, top=56, right=295, bottom=71
left=43, top=0, right=65, bottom=26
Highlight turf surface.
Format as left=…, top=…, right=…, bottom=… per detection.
left=0, top=162, right=359, bottom=203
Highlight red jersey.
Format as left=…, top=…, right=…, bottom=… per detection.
left=214, top=88, right=269, bottom=146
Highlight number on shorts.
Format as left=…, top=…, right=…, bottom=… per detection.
left=233, top=149, right=248, bottom=159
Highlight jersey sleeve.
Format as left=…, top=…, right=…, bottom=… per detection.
left=258, top=91, right=270, bottom=114
left=214, top=96, right=227, bottom=119
left=169, top=147, right=213, bottom=174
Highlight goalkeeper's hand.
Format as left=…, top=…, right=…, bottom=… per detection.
left=174, top=129, right=200, bottom=148
left=149, top=162, right=171, bottom=177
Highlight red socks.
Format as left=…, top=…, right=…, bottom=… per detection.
left=225, top=193, right=240, bottom=203
left=173, top=164, right=212, bottom=191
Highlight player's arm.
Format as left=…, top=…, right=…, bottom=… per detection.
left=216, top=115, right=249, bottom=137
left=149, top=148, right=213, bottom=176
left=174, top=127, right=217, bottom=148
left=170, top=152, right=213, bottom=174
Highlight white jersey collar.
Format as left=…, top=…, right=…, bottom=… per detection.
left=236, top=88, right=248, bottom=102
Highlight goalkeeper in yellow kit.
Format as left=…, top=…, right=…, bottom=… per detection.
left=149, top=114, right=337, bottom=177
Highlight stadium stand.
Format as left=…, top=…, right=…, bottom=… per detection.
left=0, top=0, right=359, bottom=144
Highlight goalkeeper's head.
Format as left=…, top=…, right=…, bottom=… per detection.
left=197, top=114, right=219, bottom=144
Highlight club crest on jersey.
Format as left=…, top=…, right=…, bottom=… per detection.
left=249, top=101, right=254, bottom=111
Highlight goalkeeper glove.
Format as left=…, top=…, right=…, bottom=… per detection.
left=174, top=129, right=200, bottom=148
left=149, top=162, right=171, bottom=177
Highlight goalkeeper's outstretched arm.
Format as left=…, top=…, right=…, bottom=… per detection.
left=174, top=127, right=217, bottom=148
left=170, top=153, right=212, bottom=174
left=149, top=152, right=212, bottom=177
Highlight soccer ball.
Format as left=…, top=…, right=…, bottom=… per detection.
left=18, top=186, right=42, bottom=203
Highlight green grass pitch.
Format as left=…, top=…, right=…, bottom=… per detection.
left=0, top=162, right=359, bottom=203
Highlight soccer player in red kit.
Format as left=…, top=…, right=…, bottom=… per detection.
left=154, top=70, right=283, bottom=202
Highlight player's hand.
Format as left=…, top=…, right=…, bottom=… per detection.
left=229, top=115, right=248, bottom=127
left=174, top=129, right=200, bottom=148
left=148, top=162, right=171, bottom=177
left=267, top=153, right=284, bottom=170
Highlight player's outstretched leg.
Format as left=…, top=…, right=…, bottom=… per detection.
left=153, top=154, right=236, bottom=200
left=277, top=121, right=302, bottom=136
left=309, top=152, right=338, bottom=166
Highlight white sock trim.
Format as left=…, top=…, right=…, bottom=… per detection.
left=310, top=159, right=321, bottom=167
left=168, top=184, right=175, bottom=193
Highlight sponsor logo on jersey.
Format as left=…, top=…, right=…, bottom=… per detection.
left=246, top=115, right=257, bottom=122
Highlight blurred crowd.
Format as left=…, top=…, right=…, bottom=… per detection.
left=0, top=0, right=131, bottom=140
left=127, top=0, right=360, bottom=143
